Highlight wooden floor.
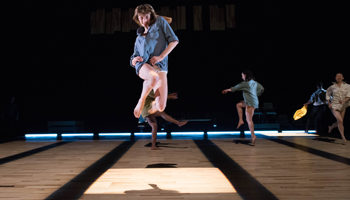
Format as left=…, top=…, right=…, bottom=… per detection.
left=0, top=136, right=349, bottom=200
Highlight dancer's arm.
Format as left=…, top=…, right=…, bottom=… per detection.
left=222, top=82, right=246, bottom=94
left=130, top=41, right=143, bottom=67
left=150, top=41, right=178, bottom=65
left=150, top=16, right=179, bottom=65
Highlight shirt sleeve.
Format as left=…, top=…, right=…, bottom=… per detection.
left=346, top=84, right=350, bottom=98
left=231, top=82, right=247, bottom=93
left=130, top=40, right=140, bottom=67
left=309, top=92, right=316, bottom=103
left=159, top=16, right=179, bottom=44
left=257, top=82, right=264, bottom=96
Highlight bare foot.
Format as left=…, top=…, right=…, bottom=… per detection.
left=177, top=120, right=188, bottom=127
left=251, top=136, right=256, bottom=146
left=237, top=121, right=244, bottom=129
left=328, top=126, right=332, bottom=133
left=151, top=146, right=161, bottom=150
left=342, top=139, right=347, bottom=145
left=134, top=100, right=144, bottom=118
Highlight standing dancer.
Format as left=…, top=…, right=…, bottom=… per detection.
left=222, top=70, right=264, bottom=145
left=130, top=4, right=179, bottom=118
left=304, top=82, right=328, bottom=134
left=326, top=73, right=350, bottom=144
left=142, top=91, right=188, bottom=150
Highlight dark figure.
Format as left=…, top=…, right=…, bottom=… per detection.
left=304, top=82, right=328, bottom=135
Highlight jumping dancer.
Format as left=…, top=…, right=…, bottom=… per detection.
left=326, top=73, right=350, bottom=144
left=130, top=4, right=179, bottom=118
left=142, top=91, right=188, bottom=150
left=222, top=70, right=264, bottom=145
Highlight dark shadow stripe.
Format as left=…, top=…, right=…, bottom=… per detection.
left=194, top=140, right=278, bottom=200
left=0, top=141, right=70, bottom=165
left=45, top=140, right=135, bottom=200
left=268, top=138, right=350, bottom=165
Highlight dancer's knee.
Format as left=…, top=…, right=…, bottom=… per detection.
left=337, top=118, right=343, bottom=124
left=157, top=103, right=166, bottom=112
left=149, top=72, right=159, bottom=87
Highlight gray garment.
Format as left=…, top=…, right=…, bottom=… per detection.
left=130, top=16, right=179, bottom=75
left=231, top=80, right=264, bottom=108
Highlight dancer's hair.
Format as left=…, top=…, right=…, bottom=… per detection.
left=242, top=70, right=255, bottom=81
left=133, top=4, right=158, bottom=27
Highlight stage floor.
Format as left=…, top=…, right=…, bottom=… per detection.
left=0, top=134, right=349, bottom=200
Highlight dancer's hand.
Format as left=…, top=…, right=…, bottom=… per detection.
left=132, top=56, right=143, bottom=66
left=222, top=89, right=231, bottom=94
left=150, top=56, right=163, bottom=65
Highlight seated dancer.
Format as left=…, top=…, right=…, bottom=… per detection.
left=141, top=91, right=188, bottom=150
left=222, top=70, right=264, bottom=145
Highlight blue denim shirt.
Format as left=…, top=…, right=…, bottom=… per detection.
left=130, top=16, right=179, bottom=74
left=231, top=80, right=264, bottom=108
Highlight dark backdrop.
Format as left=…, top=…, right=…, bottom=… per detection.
left=2, top=0, right=349, bottom=136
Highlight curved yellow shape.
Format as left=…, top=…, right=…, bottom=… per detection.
left=293, top=105, right=307, bottom=120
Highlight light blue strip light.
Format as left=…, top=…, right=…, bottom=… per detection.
left=25, top=133, right=58, bottom=138
left=207, top=131, right=241, bottom=135
left=99, top=133, right=131, bottom=136
left=307, top=130, right=316, bottom=133
left=281, top=130, right=306, bottom=133
left=171, top=132, right=204, bottom=136
left=245, top=130, right=279, bottom=134
left=61, top=133, right=94, bottom=137
left=134, top=132, right=167, bottom=136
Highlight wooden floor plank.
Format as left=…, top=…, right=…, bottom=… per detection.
left=0, top=141, right=122, bottom=200
left=212, top=138, right=350, bottom=200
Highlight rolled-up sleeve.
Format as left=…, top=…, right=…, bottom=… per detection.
left=160, top=16, right=179, bottom=44
left=257, top=82, right=264, bottom=96
left=231, top=82, right=247, bottom=93
left=346, top=85, right=350, bottom=98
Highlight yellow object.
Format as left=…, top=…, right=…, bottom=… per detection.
left=293, top=105, right=308, bottom=120
left=162, top=16, right=172, bottom=24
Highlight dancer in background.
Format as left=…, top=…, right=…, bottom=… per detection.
left=141, top=91, right=188, bottom=150
left=326, top=73, right=350, bottom=144
left=222, top=70, right=264, bottom=145
left=304, top=82, right=328, bottom=135
left=130, top=4, right=179, bottom=118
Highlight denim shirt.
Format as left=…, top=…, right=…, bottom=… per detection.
left=130, top=16, right=179, bottom=73
left=231, top=80, right=264, bottom=108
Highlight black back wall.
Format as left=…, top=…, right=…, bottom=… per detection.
left=4, top=0, right=349, bottom=133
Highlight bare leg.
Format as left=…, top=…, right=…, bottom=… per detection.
left=146, top=116, right=160, bottom=150
left=328, top=122, right=337, bottom=133
left=158, top=112, right=188, bottom=127
left=236, top=101, right=246, bottom=129
left=245, top=106, right=256, bottom=145
left=149, top=72, right=168, bottom=114
left=134, top=64, right=159, bottom=118
left=331, top=109, right=347, bottom=143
